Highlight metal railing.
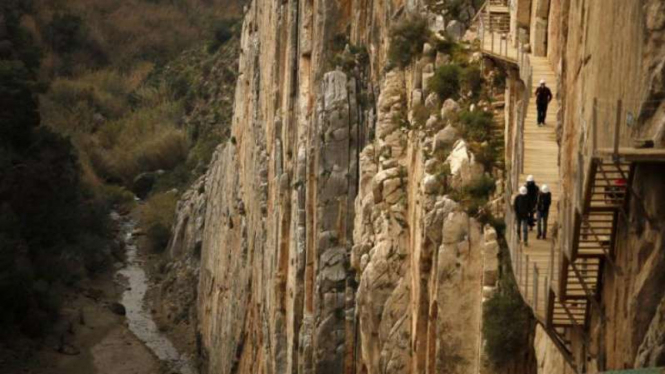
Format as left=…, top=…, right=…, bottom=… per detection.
left=479, top=6, right=517, bottom=62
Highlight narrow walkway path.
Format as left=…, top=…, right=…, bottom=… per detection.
left=519, top=56, right=560, bottom=318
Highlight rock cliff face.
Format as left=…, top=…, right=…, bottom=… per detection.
left=165, top=0, right=665, bottom=373
left=185, top=1, right=508, bottom=373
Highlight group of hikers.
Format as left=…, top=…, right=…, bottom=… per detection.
left=514, top=175, right=552, bottom=246
left=512, top=80, right=554, bottom=246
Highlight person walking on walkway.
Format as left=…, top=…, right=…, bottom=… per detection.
left=525, top=175, right=539, bottom=230
left=514, top=186, right=531, bottom=246
left=537, top=184, right=552, bottom=239
left=535, top=79, right=553, bottom=126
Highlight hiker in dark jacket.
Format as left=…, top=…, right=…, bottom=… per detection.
left=525, top=175, right=539, bottom=230
left=537, top=184, right=552, bottom=239
left=535, top=79, right=553, bottom=126
left=514, top=186, right=531, bottom=246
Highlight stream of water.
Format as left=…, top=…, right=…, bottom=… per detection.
left=113, top=212, right=196, bottom=374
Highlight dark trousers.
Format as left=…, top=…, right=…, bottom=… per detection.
left=537, top=102, right=548, bottom=124
left=537, top=210, right=549, bottom=238
left=517, top=218, right=529, bottom=244
left=528, top=210, right=536, bottom=228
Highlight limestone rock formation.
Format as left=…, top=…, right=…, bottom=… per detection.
left=187, top=0, right=500, bottom=369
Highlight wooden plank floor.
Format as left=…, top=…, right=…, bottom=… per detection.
left=518, top=56, right=560, bottom=319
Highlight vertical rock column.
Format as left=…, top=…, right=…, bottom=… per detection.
left=310, top=70, right=359, bottom=374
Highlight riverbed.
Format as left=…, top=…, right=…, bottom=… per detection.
left=115, top=212, right=196, bottom=374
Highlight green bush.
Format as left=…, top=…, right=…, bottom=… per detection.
left=462, top=66, right=483, bottom=98
left=388, top=15, right=430, bottom=68
left=465, top=175, right=496, bottom=199
left=492, top=68, right=507, bottom=90
left=428, top=64, right=462, bottom=100
left=140, top=192, right=178, bottom=252
left=100, top=184, right=136, bottom=208
left=483, top=288, right=531, bottom=366
left=429, top=36, right=457, bottom=55
left=44, top=13, right=88, bottom=54
left=208, top=19, right=238, bottom=53
left=459, top=110, right=493, bottom=143
left=483, top=246, right=532, bottom=368
left=330, top=43, right=369, bottom=75
left=471, top=140, right=503, bottom=170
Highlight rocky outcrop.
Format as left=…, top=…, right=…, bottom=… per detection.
left=352, top=70, right=485, bottom=374
left=181, top=0, right=525, bottom=373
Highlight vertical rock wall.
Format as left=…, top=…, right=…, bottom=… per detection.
left=190, top=1, right=506, bottom=373
left=194, top=1, right=407, bottom=373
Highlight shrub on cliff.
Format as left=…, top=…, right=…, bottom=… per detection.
left=461, top=65, right=483, bottom=98
left=483, top=285, right=531, bottom=366
left=429, top=64, right=462, bottom=100
left=459, top=110, right=493, bottom=143
left=388, top=15, right=430, bottom=69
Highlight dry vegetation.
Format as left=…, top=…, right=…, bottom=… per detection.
left=25, top=0, right=241, bottom=200
left=0, top=0, right=241, bottom=343
left=13, top=0, right=242, bottom=258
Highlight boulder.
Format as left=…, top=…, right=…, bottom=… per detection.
left=360, top=254, right=369, bottom=272
left=430, top=15, right=446, bottom=33
left=382, top=177, right=402, bottom=198
left=445, top=20, right=465, bottom=42
left=446, top=140, right=485, bottom=189
left=422, top=63, right=435, bottom=94
left=435, top=52, right=450, bottom=68
left=425, top=92, right=441, bottom=109
left=423, top=42, right=434, bottom=56
left=425, top=159, right=440, bottom=174
left=440, top=98, right=461, bottom=120
left=425, top=115, right=442, bottom=130
left=423, top=174, right=442, bottom=195
left=411, top=89, right=424, bottom=107
left=433, top=125, right=460, bottom=152
left=374, top=167, right=401, bottom=185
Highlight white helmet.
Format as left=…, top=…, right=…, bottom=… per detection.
left=526, top=175, right=534, bottom=182
left=542, top=184, right=550, bottom=193
left=519, top=186, right=528, bottom=195
left=540, top=79, right=546, bottom=85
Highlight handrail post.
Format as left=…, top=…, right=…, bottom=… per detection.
left=613, top=99, right=622, bottom=161
left=533, top=264, right=539, bottom=311
left=544, top=276, right=549, bottom=317
left=549, top=241, right=555, bottom=288
left=516, top=245, right=521, bottom=287
left=525, top=255, right=530, bottom=303
left=592, top=97, right=598, bottom=155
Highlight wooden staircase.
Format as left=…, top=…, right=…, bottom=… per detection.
left=541, top=158, right=633, bottom=366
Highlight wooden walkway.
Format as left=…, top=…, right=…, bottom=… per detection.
left=478, top=3, right=518, bottom=63
left=516, top=56, right=560, bottom=320
left=477, top=0, right=665, bottom=370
